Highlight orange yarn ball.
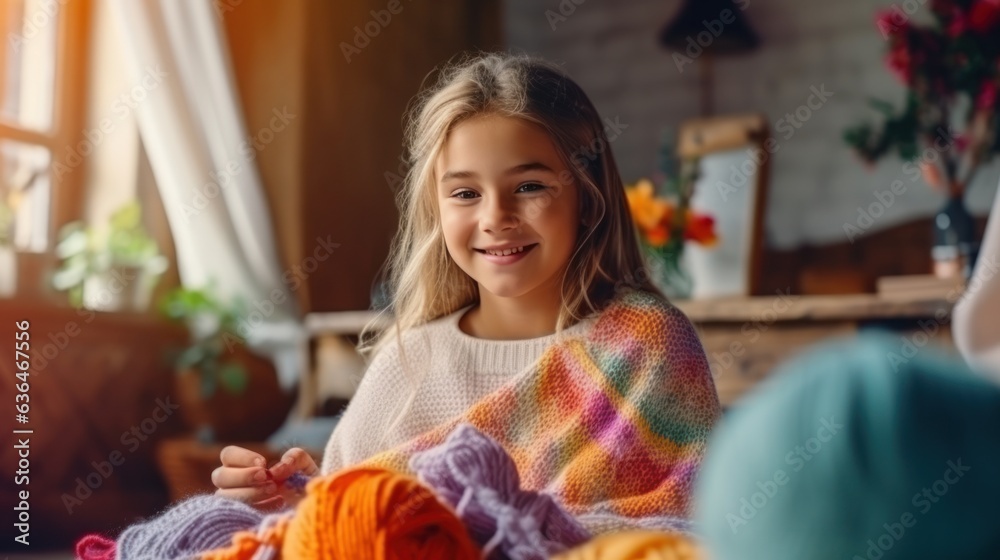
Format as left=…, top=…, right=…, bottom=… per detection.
left=202, top=467, right=479, bottom=560
left=281, top=466, right=480, bottom=560
left=201, top=517, right=290, bottom=560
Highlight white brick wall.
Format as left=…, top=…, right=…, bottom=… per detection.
left=506, top=0, right=1000, bottom=249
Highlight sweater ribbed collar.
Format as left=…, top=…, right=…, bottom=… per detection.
left=434, top=305, right=595, bottom=375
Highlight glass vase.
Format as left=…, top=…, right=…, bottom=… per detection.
left=646, top=244, right=693, bottom=300
left=932, top=194, right=978, bottom=280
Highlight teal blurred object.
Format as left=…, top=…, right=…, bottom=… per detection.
left=695, top=333, right=1000, bottom=560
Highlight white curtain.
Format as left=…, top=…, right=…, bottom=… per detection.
left=953, top=179, right=1000, bottom=382
left=110, top=0, right=305, bottom=391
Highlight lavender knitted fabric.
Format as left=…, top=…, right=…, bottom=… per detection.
left=115, top=495, right=267, bottom=559
left=409, top=423, right=591, bottom=560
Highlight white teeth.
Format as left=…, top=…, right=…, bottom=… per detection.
left=485, top=245, right=526, bottom=256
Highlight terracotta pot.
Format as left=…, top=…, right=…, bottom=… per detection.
left=173, top=346, right=297, bottom=442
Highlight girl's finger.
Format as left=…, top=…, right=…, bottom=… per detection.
left=211, top=465, right=272, bottom=490
left=268, top=448, right=320, bottom=481
left=214, top=482, right=278, bottom=504
left=219, top=445, right=267, bottom=468
left=251, top=495, right=286, bottom=512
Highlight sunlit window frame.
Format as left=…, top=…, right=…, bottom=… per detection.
left=0, top=0, right=92, bottom=254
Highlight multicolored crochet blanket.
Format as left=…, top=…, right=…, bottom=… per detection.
left=361, top=289, right=721, bottom=534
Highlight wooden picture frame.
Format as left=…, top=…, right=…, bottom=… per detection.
left=677, top=113, right=771, bottom=297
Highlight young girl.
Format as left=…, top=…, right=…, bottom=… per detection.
left=213, top=52, right=721, bottom=531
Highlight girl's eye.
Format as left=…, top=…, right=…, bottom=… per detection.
left=517, top=182, right=547, bottom=193
left=451, top=183, right=548, bottom=200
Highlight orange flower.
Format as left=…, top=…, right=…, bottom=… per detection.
left=625, top=179, right=671, bottom=231
left=625, top=178, right=717, bottom=249
left=684, top=210, right=718, bottom=246
left=646, top=214, right=673, bottom=247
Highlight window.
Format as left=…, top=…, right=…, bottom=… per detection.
left=1, top=0, right=90, bottom=253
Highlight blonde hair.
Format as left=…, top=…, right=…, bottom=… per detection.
left=359, top=50, right=661, bottom=361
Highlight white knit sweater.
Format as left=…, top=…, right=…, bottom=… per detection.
left=953, top=180, right=1000, bottom=381
left=319, top=305, right=596, bottom=475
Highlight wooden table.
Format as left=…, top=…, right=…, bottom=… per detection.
left=675, top=292, right=960, bottom=406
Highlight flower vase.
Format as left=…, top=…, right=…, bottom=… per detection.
left=931, top=194, right=978, bottom=280
left=647, top=244, right=693, bottom=300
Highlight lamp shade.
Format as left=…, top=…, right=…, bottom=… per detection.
left=659, top=0, right=760, bottom=55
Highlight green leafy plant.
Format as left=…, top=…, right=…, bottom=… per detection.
left=52, top=201, right=167, bottom=306
left=106, top=201, right=162, bottom=265
left=158, top=285, right=250, bottom=399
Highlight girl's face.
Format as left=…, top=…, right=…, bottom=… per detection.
left=435, top=115, right=580, bottom=301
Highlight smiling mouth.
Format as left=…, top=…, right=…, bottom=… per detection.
left=474, top=243, right=538, bottom=257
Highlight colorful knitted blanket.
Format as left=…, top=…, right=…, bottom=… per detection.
left=361, top=289, right=721, bottom=534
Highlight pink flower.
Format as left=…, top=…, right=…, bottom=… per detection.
left=886, top=45, right=913, bottom=84
left=977, top=81, right=998, bottom=110
left=946, top=13, right=968, bottom=36
left=955, top=133, right=971, bottom=152
left=931, top=0, right=959, bottom=13
left=932, top=1, right=969, bottom=35
left=876, top=9, right=909, bottom=40
left=970, top=0, right=1000, bottom=34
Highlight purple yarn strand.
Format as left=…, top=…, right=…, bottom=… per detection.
left=283, top=471, right=311, bottom=494
left=409, top=423, right=591, bottom=560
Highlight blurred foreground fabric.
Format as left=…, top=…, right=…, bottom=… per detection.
left=696, top=333, right=1000, bottom=560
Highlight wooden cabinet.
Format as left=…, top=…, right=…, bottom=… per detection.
left=0, top=303, right=187, bottom=550
left=675, top=294, right=959, bottom=406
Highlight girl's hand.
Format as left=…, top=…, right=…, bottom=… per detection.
left=267, top=447, right=321, bottom=508
left=212, top=445, right=283, bottom=510
left=211, top=446, right=320, bottom=511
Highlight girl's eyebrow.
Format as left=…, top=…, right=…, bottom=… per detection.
left=440, top=162, right=555, bottom=182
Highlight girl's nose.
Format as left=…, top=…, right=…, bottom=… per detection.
left=480, top=197, right=520, bottom=233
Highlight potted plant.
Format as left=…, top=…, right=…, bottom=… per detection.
left=843, top=0, right=1000, bottom=279
left=51, top=201, right=168, bottom=310
left=158, top=285, right=296, bottom=443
